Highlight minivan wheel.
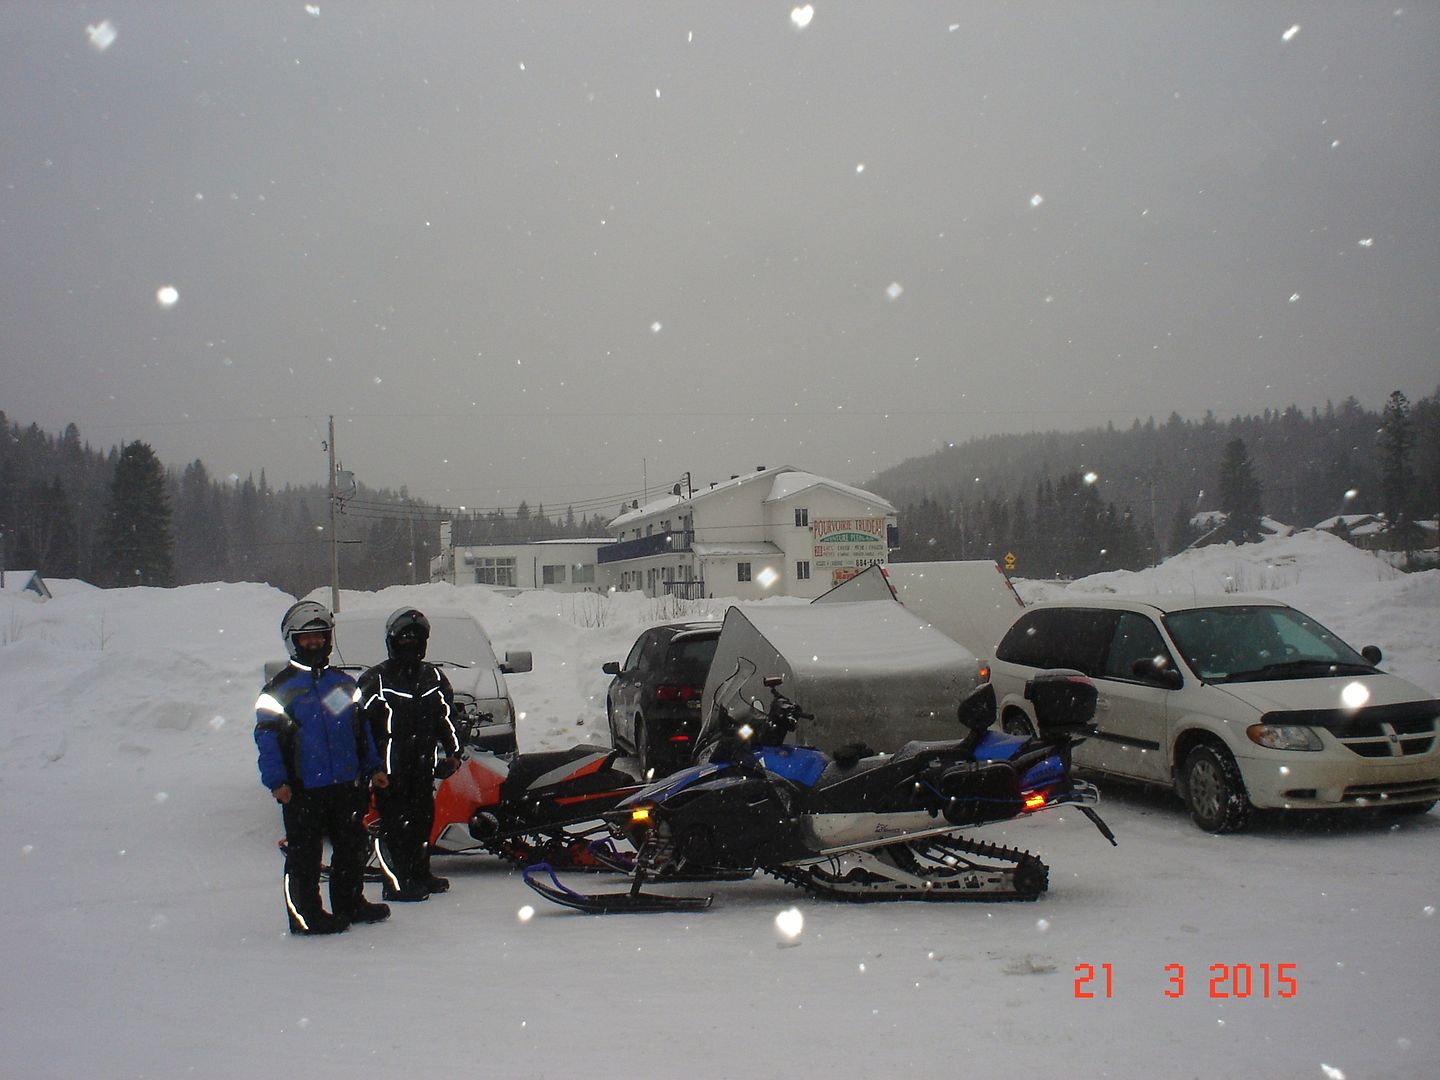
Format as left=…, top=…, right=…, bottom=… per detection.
left=1001, top=709, right=1037, bottom=738
left=1181, top=744, right=1252, bottom=833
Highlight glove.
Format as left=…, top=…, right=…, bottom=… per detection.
left=434, top=755, right=461, bottom=780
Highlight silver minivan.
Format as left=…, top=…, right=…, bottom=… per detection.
left=990, top=595, right=1440, bottom=832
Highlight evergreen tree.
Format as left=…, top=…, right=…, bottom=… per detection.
left=99, top=442, right=174, bottom=587
left=1377, top=390, right=1426, bottom=561
left=1215, top=438, right=1264, bottom=543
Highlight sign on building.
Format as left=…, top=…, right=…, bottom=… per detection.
left=812, top=517, right=887, bottom=585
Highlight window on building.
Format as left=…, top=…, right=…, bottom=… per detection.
left=572, top=563, right=596, bottom=584
left=737, top=562, right=752, bottom=582
left=795, top=508, right=809, bottom=527
left=475, top=557, right=517, bottom=587
left=542, top=564, right=566, bottom=585
left=796, top=560, right=811, bottom=580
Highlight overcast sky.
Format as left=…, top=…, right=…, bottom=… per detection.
left=3, top=2, right=1437, bottom=514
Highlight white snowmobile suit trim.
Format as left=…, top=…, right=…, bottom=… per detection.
left=363, top=673, right=458, bottom=773
left=373, top=837, right=402, bottom=891
left=284, top=874, right=310, bottom=931
left=256, top=692, right=285, bottom=716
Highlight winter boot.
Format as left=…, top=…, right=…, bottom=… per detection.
left=425, top=875, right=450, bottom=894
left=289, top=909, right=349, bottom=936
left=343, top=898, right=392, bottom=924
left=382, top=883, right=430, bottom=902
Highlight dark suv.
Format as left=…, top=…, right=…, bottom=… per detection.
left=603, top=621, right=722, bottom=777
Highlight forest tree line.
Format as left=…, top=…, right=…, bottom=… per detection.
left=874, top=389, right=1439, bottom=579
left=2, top=389, right=1435, bottom=595
left=0, top=411, right=612, bottom=598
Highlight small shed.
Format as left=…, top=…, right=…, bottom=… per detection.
left=0, top=569, right=52, bottom=601
left=701, top=598, right=983, bottom=753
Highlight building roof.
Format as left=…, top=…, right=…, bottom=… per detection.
left=609, top=465, right=893, bottom=529
left=0, top=570, right=52, bottom=600
left=763, top=470, right=895, bottom=512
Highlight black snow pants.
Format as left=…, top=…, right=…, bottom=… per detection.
left=282, top=783, right=369, bottom=927
left=373, top=778, right=436, bottom=894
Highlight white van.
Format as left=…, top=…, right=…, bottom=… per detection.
left=989, top=595, right=1440, bottom=832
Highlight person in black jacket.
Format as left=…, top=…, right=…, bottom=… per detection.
left=256, top=600, right=392, bottom=935
left=358, top=608, right=462, bottom=902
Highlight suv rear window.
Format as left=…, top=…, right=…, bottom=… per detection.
left=667, top=633, right=719, bottom=679
left=996, top=608, right=1120, bottom=677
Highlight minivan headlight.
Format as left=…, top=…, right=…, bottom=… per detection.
left=1246, top=724, right=1323, bottom=751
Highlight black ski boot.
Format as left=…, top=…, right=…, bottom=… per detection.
left=425, top=875, right=450, bottom=894
left=383, top=883, right=430, bottom=902
left=289, top=909, right=349, bottom=936
left=342, top=898, right=392, bottom=924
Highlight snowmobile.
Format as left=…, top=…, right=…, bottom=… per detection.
left=286, top=712, right=646, bottom=874
left=419, top=730, right=646, bottom=869
left=524, top=659, right=1115, bottom=913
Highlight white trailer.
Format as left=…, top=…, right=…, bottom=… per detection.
left=817, top=561, right=1025, bottom=662
left=700, top=599, right=984, bottom=753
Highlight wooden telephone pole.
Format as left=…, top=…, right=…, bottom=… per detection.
left=328, top=415, right=340, bottom=613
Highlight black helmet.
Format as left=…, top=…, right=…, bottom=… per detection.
left=385, top=607, right=430, bottom=664
left=281, top=600, right=334, bottom=667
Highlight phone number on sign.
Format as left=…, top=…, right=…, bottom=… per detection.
left=1074, top=962, right=1299, bottom=1000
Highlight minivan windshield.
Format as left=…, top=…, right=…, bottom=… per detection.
left=333, top=614, right=497, bottom=670
left=1162, top=605, right=1375, bottom=684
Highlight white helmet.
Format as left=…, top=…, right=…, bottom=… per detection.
left=281, top=600, right=334, bottom=666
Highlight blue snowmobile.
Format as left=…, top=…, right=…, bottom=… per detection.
left=524, top=658, right=1115, bottom=913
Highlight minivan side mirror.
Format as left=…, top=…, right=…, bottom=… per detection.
left=1361, top=645, right=1383, bottom=665
left=501, top=650, right=533, bottom=674
left=602, top=661, right=620, bottom=676
left=1132, top=656, right=1183, bottom=690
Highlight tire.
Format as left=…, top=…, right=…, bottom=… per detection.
left=1181, top=744, right=1252, bottom=833
left=1001, top=709, right=1037, bottom=738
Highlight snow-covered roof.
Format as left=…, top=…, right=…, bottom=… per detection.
left=0, top=570, right=51, bottom=600
left=690, top=541, right=784, bottom=558
left=609, top=465, right=798, bottom=528
left=763, top=471, right=895, bottom=513
left=609, top=465, right=893, bottom=529
left=1190, top=511, right=1293, bottom=536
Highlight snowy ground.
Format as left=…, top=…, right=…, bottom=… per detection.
left=1, top=532, right=1437, bottom=1080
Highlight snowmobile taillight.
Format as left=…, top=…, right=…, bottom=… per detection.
left=655, top=684, right=702, bottom=702
left=667, top=733, right=691, bottom=743
left=1022, top=792, right=1048, bottom=812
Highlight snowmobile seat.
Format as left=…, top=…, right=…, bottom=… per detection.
left=499, top=745, right=619, bottom=802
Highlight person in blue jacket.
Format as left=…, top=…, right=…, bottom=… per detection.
left=255, top=600, right=392, bottom=935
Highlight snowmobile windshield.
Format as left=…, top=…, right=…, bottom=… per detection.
left=695, top=657, right=765, bottom=758
left=1162, top=605, right=1376, bottom=684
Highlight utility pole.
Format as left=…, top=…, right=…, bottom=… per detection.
left=328, top=415, right=340, bottom=613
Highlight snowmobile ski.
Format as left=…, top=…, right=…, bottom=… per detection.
left=522, top=863, right=713, bottom=914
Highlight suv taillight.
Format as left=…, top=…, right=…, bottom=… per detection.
left=655, top=684, right=701, bottom=703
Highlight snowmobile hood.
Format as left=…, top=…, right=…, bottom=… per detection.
left=1213, top=673, right=1437, bottom=718
left=618, top=760, right=730, bottom=807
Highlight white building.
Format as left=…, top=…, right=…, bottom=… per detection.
left=430, top=466, right=897, bottom=600
left=601, top=465, right=897, bottom=600
left=433, top=537, right=613, bottom=593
